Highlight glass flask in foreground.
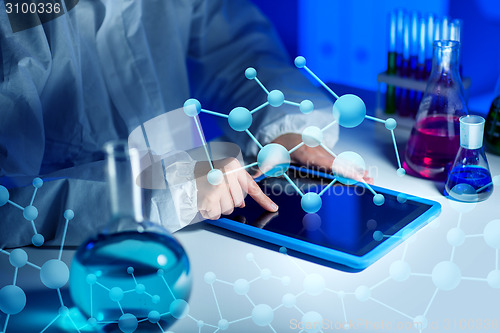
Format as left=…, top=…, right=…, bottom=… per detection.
left=445, top=115, right=493, bottom=202
left=405, top=40, right=468, bottom=180
left=69, top=141, right=191, bottom=332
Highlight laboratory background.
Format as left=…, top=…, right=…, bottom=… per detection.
left=1, top=0, right=500, bottom=332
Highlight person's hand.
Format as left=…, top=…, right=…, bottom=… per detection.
left=195, top=158, right=278, bottom=220
left=261, top=133, right=373, bottom=184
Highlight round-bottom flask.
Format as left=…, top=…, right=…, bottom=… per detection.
left=69, top=142, right=192, bottom=332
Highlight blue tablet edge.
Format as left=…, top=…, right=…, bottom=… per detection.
left=206, top=169, right=442, bottom=270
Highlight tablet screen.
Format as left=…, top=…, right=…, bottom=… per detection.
left=225, top=176, right=433, bottom=257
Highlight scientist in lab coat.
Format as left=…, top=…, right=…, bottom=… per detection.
left=0, top=0, right=341, bottom=248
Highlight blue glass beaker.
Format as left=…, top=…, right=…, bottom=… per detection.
left=445, top=115, right=494, bottom=202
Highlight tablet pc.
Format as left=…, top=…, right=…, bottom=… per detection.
left=205, top=167, right=441, bottom=270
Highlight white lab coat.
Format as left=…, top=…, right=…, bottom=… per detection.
left=0, top=0, right=338, bottom=247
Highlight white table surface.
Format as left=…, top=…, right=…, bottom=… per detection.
left=1, top=116, right=499, bottom=333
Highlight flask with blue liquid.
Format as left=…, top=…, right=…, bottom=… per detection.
left=69, top=141, right=192, bottom=332
left=445, top=115, right=494, bottom=202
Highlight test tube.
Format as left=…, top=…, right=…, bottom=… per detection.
left=415, top=17, right=427, bottom=116
left=434, top=17, right=442, bottom=41
left=395, top=9, right=406, bottom=115
left=398, top=12, right=411, bottom=117
left=441, top=16, right=449, bottom=40
left=385, top=11, right=398, bottom=114
left=409, top=12, right=420, bottom=116
left=450, top=19, right=462, bottom=42
left=450, top=19, right=463, bottom=74
left=425, top=14, right=435, bottom=76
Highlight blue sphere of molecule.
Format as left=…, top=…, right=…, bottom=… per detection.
left=302, top=126, right=323, bottom=148
left=86, top=274, right=97, bottom=285
left=228, top=107, right=252, bottom=132
left=152, top=295, right=161, bottom=304
left=385, top=118, right=397, bottom=130
left=252, top=304, right=274, bottom=327
left=207, top=169, right=224, bottom=186
left=333, top=94, right=366, bottom=128
left=9, top=249, right=28, bottom=268
left=332, top=151, right=366, bottom=185
left=294, top=56, right=306, bottom=68
left=40, top=259, right=69, bottom=289
left=301, top=193, right=322, bottom=214
left=432, top=261, right=461, bottom=291
left=397, top=167, right=406, bottom=177
left=59, top=306, right=69, bottom=316
left=127, top=267, right=134, bottom=274
left=373, top=194, right=385, bottom=206
left=109, top=287, right=124, bottom=302
left=135, top=284, right=146, bottom=294
left=170, top=299, right=189, bottom=319
left=245, top=67, right=257, bottom=80
left=299, top=100, right=314, bottom=114
left=397, top=193, right=408, bottom=204
left=23, top=205, right=38, bottom=221
left=32, top=234, right=44, bottom=247
left=118, top=313, right=138, bottom=333
left=218, top=319, right=229, bottom=330
left=0, top=186, right=9, bottom=206
left=148, top=310, right=161, bottom=324
left=32, top=177, right=43, bottom=188
left=268, top=90, right=285, bottom=107
left=0, top=285, right=26, bottom=315
left=373, top=231, right=384, bottom=241
left=183, top=98, right=202, bottom=117
left=257, top=144, right=291, bottom=177
left=87, top=318, right=98, bottom=327
left=64, top=209, right=74, bottom=220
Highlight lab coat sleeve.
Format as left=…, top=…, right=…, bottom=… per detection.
left=187, top=0, right=338, bottom=157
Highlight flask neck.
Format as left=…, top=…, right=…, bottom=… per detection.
left=104, top=141, right=144, bottom=222
left=430, top=40, right=460, bottom=79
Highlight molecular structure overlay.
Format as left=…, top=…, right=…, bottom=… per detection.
left=183, top=56, right=406, bottom=213
left=0, top=179, right=188, bottom=333
left=81, top=267, right=190, bottom=333
left=0, top=178, right=76, bottom=333
left=180, top=208, right=500, bottom=333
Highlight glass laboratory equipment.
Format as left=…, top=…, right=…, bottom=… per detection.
left=385, top=11, right=397, bottom=114
left=445, top=115, right=493, bottom=202
left=484, top=77, right=500, bottom=155
left=69, top=141, right=192, bottom=332
left=405, top=40, right=468, bottom=180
